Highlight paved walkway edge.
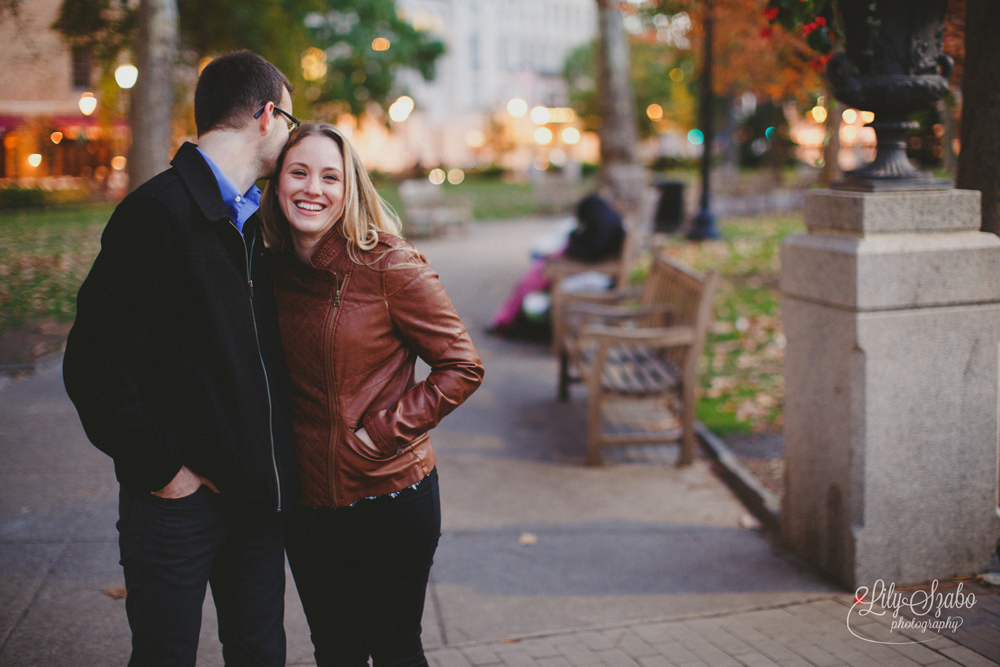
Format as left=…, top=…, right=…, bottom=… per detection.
left=696, top=422, right=782, bottom=533
left=424, top=593, right=843, bottom=653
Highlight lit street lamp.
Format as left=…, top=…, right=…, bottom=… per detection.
left=115, top=64, right=138, bottom=89
left=688, top=0, right=720, bottom=240
left=79, top=92, right=97, bottom=116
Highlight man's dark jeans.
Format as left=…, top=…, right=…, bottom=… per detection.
left=117, top=485, right=286, bottom=667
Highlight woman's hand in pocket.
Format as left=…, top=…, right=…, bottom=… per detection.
left=353, top=427, right=381, bottom=456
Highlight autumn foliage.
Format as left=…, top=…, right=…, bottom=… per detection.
left=636, top=0, right=829, bottom=104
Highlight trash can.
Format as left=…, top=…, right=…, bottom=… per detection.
left=654, top=180, right=685, bottom=234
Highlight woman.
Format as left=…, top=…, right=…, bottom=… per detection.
left=487, top=193, right=625, bottom=338
left=260, top=123, right=484, bottom=665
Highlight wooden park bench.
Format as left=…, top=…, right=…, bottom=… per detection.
left=398, top=179, right=472, bottom=238
left=558, top=251, right=719, bottom=467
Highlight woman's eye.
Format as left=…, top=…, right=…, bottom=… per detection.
left=324, top=175, right=339, bottom=182
left=290, top=169, right=306, bottom=177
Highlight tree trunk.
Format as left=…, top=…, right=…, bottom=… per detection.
left=128, top=0, right=178, bottom=192
left=595, top=0, right=646, bottom=214
left=821, top=102, right=842, bottom=186
left=956, top=0, right=1000, bottom=234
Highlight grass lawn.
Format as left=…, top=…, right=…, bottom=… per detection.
left=0, top=203, right=115, bottom=334
left=659, top=214, right=805, bottom=436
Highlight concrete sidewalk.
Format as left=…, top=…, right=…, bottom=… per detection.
left=1, top=218, right=996, bottom=666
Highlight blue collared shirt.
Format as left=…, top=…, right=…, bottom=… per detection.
left=196, top=147, right=262, bottom=236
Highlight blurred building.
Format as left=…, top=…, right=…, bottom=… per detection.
left=0, top=0, right=129, bottom=186
left=357, top=0, right=599, bottom=174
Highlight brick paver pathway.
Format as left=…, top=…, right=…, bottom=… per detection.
left=427, top=595, right=999, bottom=667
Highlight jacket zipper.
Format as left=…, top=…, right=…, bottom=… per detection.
left=325, top=272, right=341, bottom=505
left=242, top=227, right=282, bottom=512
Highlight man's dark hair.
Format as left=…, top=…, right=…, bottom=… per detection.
left=194, top=50, right=292, bottom=136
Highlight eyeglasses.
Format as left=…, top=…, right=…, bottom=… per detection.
left=254, top=104, right=300, bottom=132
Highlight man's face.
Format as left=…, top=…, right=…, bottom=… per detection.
left=260, top=88, right=293, bottom=179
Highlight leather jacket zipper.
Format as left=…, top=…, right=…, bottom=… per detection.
left=325, top=272, right=341, bottom=506
left=241, top=225, right=282, bottom=512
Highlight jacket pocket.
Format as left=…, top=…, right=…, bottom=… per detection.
left=343, top=427, right=393, bottom=462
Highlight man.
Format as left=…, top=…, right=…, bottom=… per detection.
left=63, top=50, right=299, bottom=666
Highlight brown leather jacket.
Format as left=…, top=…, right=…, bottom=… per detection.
left=273, top=227, right=484, bottom=507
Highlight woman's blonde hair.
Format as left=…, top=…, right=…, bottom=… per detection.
left=260, top=122, right=403, bottom=264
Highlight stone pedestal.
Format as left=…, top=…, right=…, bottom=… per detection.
left=780, top=188, right=1000, bottom=589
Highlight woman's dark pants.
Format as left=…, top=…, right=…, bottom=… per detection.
left=284, top=468, right=441, bottom=667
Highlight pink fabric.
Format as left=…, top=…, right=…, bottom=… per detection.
left=489, top=257, right=552, bottom=329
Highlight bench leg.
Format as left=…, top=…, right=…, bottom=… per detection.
left=679, top=381, right=695, bottom=466
left=585, top=388, right=604, bottom=466
left=558, top=350, right=570, bottom=402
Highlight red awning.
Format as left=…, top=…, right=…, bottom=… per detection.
left=0, top=116, right=26, bottom=132
left=0, top=114, right=128, bottom=133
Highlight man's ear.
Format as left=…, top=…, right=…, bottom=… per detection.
left=257, top=102, right=274, bottom=135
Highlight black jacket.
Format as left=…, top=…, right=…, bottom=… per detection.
left=565, top=194, right=625, bottom=263
left=63, top=142, right=297, bottom=514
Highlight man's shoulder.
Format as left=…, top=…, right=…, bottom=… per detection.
left=122, top=166, right=184, bottom=207
left=112, top=166, right=195, bottom=225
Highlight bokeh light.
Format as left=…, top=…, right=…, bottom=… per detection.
left=842, top=108, right=858, bottom=124
left=506, top=98, right=527, bottom=118
left=388, top=95, right=415, bottom=122
left=50, top=132, right=63, bottom=144
left=465, top=130, right=487, bottom=148
left=562, top=127, right=581, bottom=144
left=27, top=154, right=42, bottom=168
left=810, top=105, right=827, bottom=123
left=669, top=68, right=684, bottom=82
left=646, top=104, right=663, bottom=121
left=687, top=129, right=704, bottom=145
left=447, top=168, right=465, bottom=185
left=115, top=64, right=138, bottom=89
left=547, top=107, right=576, bottom=123
left=301, top=47, right=327, bottom=81
left=534, top=127, right=553, bottom=144
left=860, top=111, right=875, bottom=124
left=530, top=106, right=551, bottom=124
left=372, top=37, right=391, bottom=51
left=111, top=156, right=127, bottom=171
left=428, top=168, right=446, bottom=185
left=79, top=92, right=97, bottom=116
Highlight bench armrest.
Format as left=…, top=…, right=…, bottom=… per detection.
left=578, top=324, right=695, bottom=349
left=566, top=303, right=674, bottom=330
left=545, top=256, right=620, bottom=282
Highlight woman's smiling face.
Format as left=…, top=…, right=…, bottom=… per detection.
left=278, top=134, right=346, bottom=249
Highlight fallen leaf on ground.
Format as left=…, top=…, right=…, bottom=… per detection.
left=104, top=587, right=127, bottom=599
left=978, top=573, right=1000, bottom=587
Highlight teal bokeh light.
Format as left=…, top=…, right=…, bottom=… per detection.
left=687, top=129, right=704, bottom=145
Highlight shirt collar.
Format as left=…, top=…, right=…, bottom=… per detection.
left=195, top=146, right=262, bottom=234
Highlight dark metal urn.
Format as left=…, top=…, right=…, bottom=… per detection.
left=827, top=0, right=953, bottom=190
